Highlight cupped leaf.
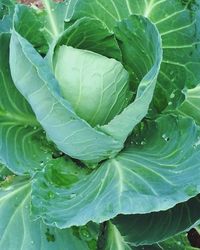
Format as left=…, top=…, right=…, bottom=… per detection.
left=41, top=0, right=70, bottom=44
left=67, top=0, right=200, bottom=111
left=54, top=46, right=130, bottom=127
left=112, top=195, right=200, bottom=246
left=31, top=115, right=200, bottom=228
left=9, top=30, right=122, bottom=165
left=0, top=33, right=54, bottom=175
left=178, top=84, right=200, bottom=125
left=0, top=177, right=91, bottom=250
left=13, top=4, right=48, bottom=54
left=99, top=15, right=162, bottom=142
left=52, top=17, right=122, bottom=64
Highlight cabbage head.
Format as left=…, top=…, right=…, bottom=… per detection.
left=54, top=45, right=131, bottom=126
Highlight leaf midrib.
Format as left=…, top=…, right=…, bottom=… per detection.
left=0, top=109, right=39, bottom=126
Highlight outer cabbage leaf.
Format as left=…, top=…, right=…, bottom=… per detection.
left=178, top=84, right=200, bottom=125
left=13, top=4, right=48, bottom=54
left=42, top=0, right=70, bottom=44
left=0, top=0, right=14, bottom=33
left=9, top=30, right=122, bottom=165
left=135, top=229, right=200, bottom=250
left=112, top=195, right=200, bottom=246
left=0, top=177, right=91, bottom=250
left=99, top=15, right=162, bottom=142
left=31, top=115, right=200, bottom=228
left=158, top=233, right=200, bottom=250
left=101, top=219, right=200, bottom=250
left=0, top=33, right=54, bottom=175
left=98, top=222, right=133, bottom=250
left=67, top=0, right=200, bottom=111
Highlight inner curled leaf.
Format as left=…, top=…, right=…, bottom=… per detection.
left=54, top=45, right=131, bottom=126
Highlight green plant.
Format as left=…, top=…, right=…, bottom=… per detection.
left=0, top=0, right=200, bottom=249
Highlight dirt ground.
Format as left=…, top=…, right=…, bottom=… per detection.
left=18, top=0, right=63, bottom=8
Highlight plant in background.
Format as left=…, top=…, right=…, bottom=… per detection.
left=0, top=0, right=200, bottom=249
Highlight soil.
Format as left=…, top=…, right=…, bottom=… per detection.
left=18, top=0, right=63, bottom=8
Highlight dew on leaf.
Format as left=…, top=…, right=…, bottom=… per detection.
left=69, top=193, right=77, bottom=199
left=193, top=137, right=200, bottom=148
left=162, top=134, right=170, bottom=142
left=48, top=191, right=55, bottom=199
left=185, top=185, right=197, bottom=196
left=40, top=161, right=44, bottom=166
left=79, top=226, right=92, bottom=241
left=170, top=92, right=175, bottom=99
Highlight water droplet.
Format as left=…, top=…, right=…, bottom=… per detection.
left=79, top=227, right=91, bottom=241
left=82, top=230, right=90, bottom=238
left=48, top=191, right=55, bottom=199
left=141, top=141, right=146, bottom=145
left=193, top=137, right=200, bottom=148
left=168, top=101, right=172, bottom=105
left=170, top=93, right=175, bottom=99
left=69, top=193, right=76, bottom=199
left=40, top=161, right=44, bottom=166
left=185, top=185, right=197, bottom=196
left=171, top=78, right=176, bottom=82
left=162, top=134, right=169, bottom=141
left=33, top=126, right=37, bottom=130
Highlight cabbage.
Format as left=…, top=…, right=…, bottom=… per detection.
left=54, top=45, right=130, bottom=126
